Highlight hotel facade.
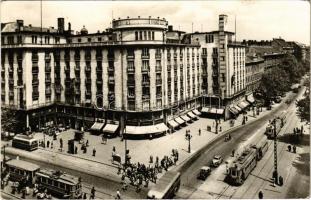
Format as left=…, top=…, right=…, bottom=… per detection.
left=1, top=14, right=248, bottom=138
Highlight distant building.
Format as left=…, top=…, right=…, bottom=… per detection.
left=245, top=54, right=265, bottom=94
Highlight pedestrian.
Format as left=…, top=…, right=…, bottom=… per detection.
left=258, top=191, right=263, bottom=199
left=86, top=140, right=89, bottom=147
left=60, top=138, right=63, bottom=151
left=75, top=146, right=78, bottom=154
left=51, top=141, right=53, bottom=149
left=91, top=186, right=96, bottom=198
left=293, top=128, right=296, bottom=134
left=198, top=129, right=201, bottom=136
left=149, top=155, right=153, bottom=164
left=232, top=149, right=235, bottom=157
left=47, top=140, right=50, bottom=148
left=93, top=148, right=96, bottom=157
left=83, top=193, right=87, bottom=199
left=113, top=146, right=116, bottom=152
left=293, top=145, right=296, bottom=153
left=219, top=126, right=222, bottom=132
left=288, top=145, right=291, bottom=152
left=116, top=190, right=121, bottom=199
left=301, top=125, right=304, bottom=135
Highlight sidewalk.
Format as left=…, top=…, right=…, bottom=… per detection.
left=5, top=102, right=278, bottom=181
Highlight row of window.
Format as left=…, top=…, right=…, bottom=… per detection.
left=135, top=31, right=155, bottom=41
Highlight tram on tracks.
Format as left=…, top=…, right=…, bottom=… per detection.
left=3, top=159, right=82, bottom=199
left=265, top=111, right=286, bottom=139
left=226, top=137, right=269, bottom=185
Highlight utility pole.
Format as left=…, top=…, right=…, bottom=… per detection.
left=273, top=119, right=278, bottom=184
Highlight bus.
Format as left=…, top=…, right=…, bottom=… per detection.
left=226, top=148, right=257, bottom=185
left=6, top=159, right=40, bottom=184
left=35, top=169, right=82, bottom=199
left=147, top=171, right=181, bottom=199
left=12, top=134, right=38, bottom=151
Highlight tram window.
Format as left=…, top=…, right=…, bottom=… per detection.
left=231, top=170, right=236, bottom=176
left=41, top=177, right=47, bottom=183
left=60, top=182, right=65, bottom=189
left=54, top=181, right=59, bottom=187
left=72, top=185, right=76, bottom=191
left=48, top=179, right=52, bottom=185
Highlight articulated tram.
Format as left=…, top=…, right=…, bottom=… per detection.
left=226, top=137, right=268, bottom=185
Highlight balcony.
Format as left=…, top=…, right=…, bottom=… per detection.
left=108, top=67, right=114, bottom=72
left=96, top=91, right=103, bottom=96
left=141, top=67, right=149, bottom=73
left=96, top=55, right=103, bottom=60
left=202, top=71, right=207, bottom=77
left=174, top=77, right=178, bottom=82
left=17, top=55, right=23, bottom=61
left=202, top=54, right=207, bottom=58
left=108, top=77, right=115, bottom=84
left=156, top=79, right=162, bottom=85
left=64, top=66, right=70, bottom=71
left=128, top=94, right=135, bottom=99
left=32, top=79, right=39, bottom=85
left=212, top=72, right=218, bottom=77
left=167, top=77, right=171, bottom=82
left=55, top=78, right=61, bottom=84
left=127, top=80, right=135, bottom=86
left=142, top=94, right=150, bottom=99
left=17, top=67, right=23, bottom=73
left=127, top=55, right=135, bottom=60
left=108, top=56, right=114, bottom=61
left=96, top=67, right=102, bottom=72
left=45, top=66, right=51, bottom=72
left=174, top=64, right=178, bottom=70
left=17, top=80, right=23, bottom=86
left=74, top=55, right=80, bottom=60
left=45, top=77, right=51, bottom=83
left=85, top=55, right=91, bottom=61
left=45, top=89, right=51, bottom=95
left=141, top=54, right=150, bottom=59
left=142, top=79, right=150, bottom=86
left=75, top=78, right=81, bottom=83
left=155, top=53, right=161, bottom=60
left=9, top=79, right=14, bottom=85
left=96, top=79, right=102, bottom=84
left=32, top=92, right=39, bottom=98
left=127, top=68, right=135, bottom=74
left=85, top=66, right=91, bottom=72
left=75, top=90, right=81, bottom=95
left=75, top=66, right=80, bottom=71
left=85, top=78, right=92, bottom=85
left=156, top=66, right=161, bottom=73
left=55, top=87, right=61, bottom=94
left=192, top=53, right=195, bottom=57
left=212, top=53, right=218, bottom=58
left=156, top=94, right=162, bottom=99
left=85, top=90, right=91, bottom=96
left=32, top=54, right=38, bottom=62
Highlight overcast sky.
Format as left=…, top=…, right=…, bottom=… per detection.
left=1, top=1, right=310, bottom=44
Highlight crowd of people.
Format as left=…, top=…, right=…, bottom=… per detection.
left=117, top=148, right=179, bottom=193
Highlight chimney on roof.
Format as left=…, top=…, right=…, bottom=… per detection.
left=16, top=20, right=24, bottom=31
left=168, top=25, right=173, bottom=32
left=68, top=22, right=71, bottom=32
left=57, top=17, right=65, bottom=34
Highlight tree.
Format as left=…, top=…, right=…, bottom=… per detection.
left=280, top=53, right=306, bottom=84
left=296, top=95, right=310, bottom=122
left=1, top=108, right=26, bottom=134
left=258, top=67, right=291, bottom=103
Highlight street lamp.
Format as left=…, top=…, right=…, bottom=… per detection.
left=185, top=131, right=192, bottom=153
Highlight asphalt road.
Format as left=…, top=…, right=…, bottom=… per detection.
left=175, top=89, right=304, bottom=199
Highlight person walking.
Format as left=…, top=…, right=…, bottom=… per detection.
left=91, top=186, right=96, bottom=199
left=93, top=148, right=96, bottom=157
left=258, top=191, right=263, bottom=199
left=116, top=190, right=121, bottom=199
left=293, top=145, right=296, bottom=153
left=232, top=149, right=235, bottom=157
left=60, top=138, right=63, bottom=151
left=75, top=146, right=78, bottom=154
left=198, top=129, right=201, bottom=136
left=47, top=140, right=50, bottom=148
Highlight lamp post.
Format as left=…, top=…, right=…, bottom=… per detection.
left=185, top=132, right=192, bottom=153
left=273, top=119, right=278, bottom=185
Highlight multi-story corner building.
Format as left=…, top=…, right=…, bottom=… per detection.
left=1, top=16, right=202, bottom=138
left=187, top=15, right=248, bottom=119
left=245, top=54, right=265, bottom=94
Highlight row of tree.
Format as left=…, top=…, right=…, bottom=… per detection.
left=257, top=53, right=309, bottom=121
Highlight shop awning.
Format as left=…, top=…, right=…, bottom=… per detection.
left=124, top=123, right=169, bottom=135
left=237, top=101, right=249, bottom=110
left=187, top=111, right=198, bottom=119
left=181, top=115, right=191, bottom=122
left=246, top=94, right=255, bottom=103
left=234, top=105, right=242, bottom=112
left=193, top=109, right=201, bottom=116
left=201, top=107, right=210, bottom=113
left=89, top=122, right=105, bottom=131
left=229, top=106, right=239, bottom=115
left=216, top=108, right=224, bottom=114
left=175, top=117, right=185, bottom=125
left=102, top=124, right=119, bottom=134
left=168, top=120, right=179, bottom=128
left=201, top=107, right=224, bottom=115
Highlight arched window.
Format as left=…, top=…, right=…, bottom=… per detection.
left=135, top=31, right=138, bottom=41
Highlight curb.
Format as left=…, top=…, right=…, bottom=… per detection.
left=38, top=147, right=118, bottom=169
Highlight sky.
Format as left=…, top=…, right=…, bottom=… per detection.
left=1, top=0, right=310, bottom=44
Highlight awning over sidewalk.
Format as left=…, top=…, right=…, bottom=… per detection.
left=175, top=117, right=185, bottom=125
left=246, top=94, right=255, bottom=103
left=237, top=101, right=249, bottom=110
left=102, top=124, right=119, bottom=134
left=229, top=106, right=239, bottom=115
left=201, top=107, right=224, bottom=115
left=201, top=107, right=210, bottom=113
left=181, top=115, right=191, bottom=122
left=124, top=123, right=168, bottom=135
left=167, top=120, right=179, bottom=128
left=234, top=105, right=242, bottom=112
left=193, top=109, right=201, bottom=116
left=89, top=122, right=105, bottom=131
left=187, top=111, right=198, bottom=119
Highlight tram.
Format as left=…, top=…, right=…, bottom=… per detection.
left=227, top=137, right=269, bottom=185
left=12, top=134, right=38, bottom=151
left=6, top=159, right=40, bottom=184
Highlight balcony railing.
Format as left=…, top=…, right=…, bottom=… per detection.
left=32, top=79, right=39, bottom=85
left=9, top=79, right=14, bottom=85
left=127, top=68, right=135, bottom=73
left=45, top=89, right=51, bottom=95
left=75, top=90, right=81, bottom=95
left=141, top=67, right=149, bottom=73
left=96, top=67, right=102, bottom=72
left=127, top=80, right=135, bottom=86
left=85, top=91, right=91, bottom=96
left=127, top=55, right=135, bottom=60
left=85, top=55, right=91, bottom=61
left=85, top=79, right=92, bottom=85
left=32, top=67, right=39, bottom=73
left=108, top=67, right=114, bottom=72
left=96, top=79, right=102, bottom=84
left=212, top=53, right=218, bottom=58
left=75, top=66, right=80, bottom=71
left=174, top=53, right=177, bottom=58
left=45, top=77, right=51, bottom=83
left=128, top=94, right=135, bottom=99
left=32, top=54, right=38, bottom=61
left=156, top=79, right=162, bottom=85
left=108, top=77, right=115, bottom=84
left=155, top=53, right=161, bottom=60
left=141, top=54, right=150, bottom=59
left=142, top=80, right=150, bottom=85
left=85, top=66, right=91, bottom=72
left=156, top=94, right=162, bottom=99
left=156, top=66, right=162, bottom=72
left=142, top=94, right=150, bottom=99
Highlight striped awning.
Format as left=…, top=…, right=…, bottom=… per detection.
left=229, top=106, right=239, bottom=115
left=193, top=109, right=201, bottom=116
left=168, top=120, right=179, bottom=128
left=187, top=111, right=198, bottom=119
left=90, top=122, right=105, bottom=131
left=181, top=115, right=191, bottom=122
left=124, top=123, right=168, bottom=135
left=175, top=117, right=185, bottom=125
left=237, top=101, right=249, bottom=110
left=246, top=94, right=255, bottom=103
left=102, top=124, right=119, bottom=134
